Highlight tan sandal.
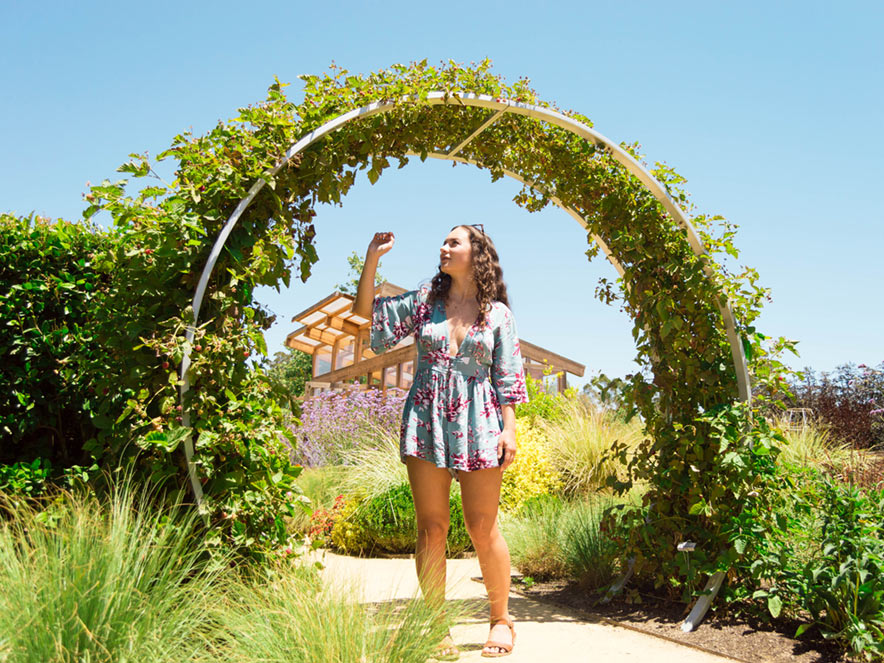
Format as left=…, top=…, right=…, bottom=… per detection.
left=481, top=616, right=516, bottom=657
left=431, top=631, right=460, bottom=661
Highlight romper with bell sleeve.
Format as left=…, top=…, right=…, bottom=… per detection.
left=370, top=284, right=529, bottom=473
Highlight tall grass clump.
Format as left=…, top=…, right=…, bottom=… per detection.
left=337, top=425, right=410, bottom=502
left=535, top=397, right=643, bottom=496
left=773, top=416, right=853, bottom=469
left=0, top=478, right=225, bottom=663
left=503, top=495, right=621, bottom=589
left=203, top=559, right=469, bottom=663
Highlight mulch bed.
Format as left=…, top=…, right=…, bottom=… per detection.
left=508, top=577, right=854, bottom=663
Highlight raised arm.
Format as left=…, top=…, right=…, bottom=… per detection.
left=352, top=231, right=395, bottom=318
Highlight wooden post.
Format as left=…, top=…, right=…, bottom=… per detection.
left=330, top=337, right=341, bottom=372
left=396, top=363, right=402, bottom=389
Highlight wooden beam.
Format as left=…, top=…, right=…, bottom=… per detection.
left=519, top=339, right=585, bottom=377
left=315, top=344, right=416, bottom=384
left=327, top=315, right=362, bottom=336
left=290, top=291, right=354, bottom=324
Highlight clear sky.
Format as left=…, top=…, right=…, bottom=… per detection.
left=2, top=1, right=881, bottom=389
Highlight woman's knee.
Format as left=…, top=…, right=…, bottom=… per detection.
left=463, top=512, right=497, bottom=547
left=416, top=516, right=450, bottom=543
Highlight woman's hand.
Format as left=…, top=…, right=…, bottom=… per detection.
left=497, top=428, right=517, bottom=471
left=367, top=231, right=395, bottom=260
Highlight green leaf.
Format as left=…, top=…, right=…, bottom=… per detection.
left=767, top=594, right=782, bottom=618
left=688, top=499, right=707, bottom=516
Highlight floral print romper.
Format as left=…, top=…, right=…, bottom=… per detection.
left=370, top=284, right=529, bottom=478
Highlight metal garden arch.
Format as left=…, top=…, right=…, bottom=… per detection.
left=179, top=92, right=752, bottom=628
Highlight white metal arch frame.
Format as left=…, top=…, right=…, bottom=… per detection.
left=179, top=93, right=748, bottom=627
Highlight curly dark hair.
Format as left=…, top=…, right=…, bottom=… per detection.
left=426, top=225, right=510, bottom=328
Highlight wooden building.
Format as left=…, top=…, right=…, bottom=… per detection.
left=285, top=282, right=585, bottom=397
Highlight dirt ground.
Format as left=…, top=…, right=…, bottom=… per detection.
left=508, top=577, right=853, bottom=663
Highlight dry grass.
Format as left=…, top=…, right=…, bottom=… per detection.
left=534, top=398, right=643, bottom=496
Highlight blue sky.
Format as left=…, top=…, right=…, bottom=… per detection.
left=2, top=1, right=881, bottom=389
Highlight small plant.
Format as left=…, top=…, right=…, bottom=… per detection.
left=307, top=494, right=347, bottom=545
left=516, top=373, right=573, bottom=423
left=330, top=482, right=473, bottom=556
left=0, top=458, right=52, bottom=497
left=794, top=480, right=884, bottom=659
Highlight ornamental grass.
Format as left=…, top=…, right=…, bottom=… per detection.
left=773, top=415, right=855, bottom=470
left=502, top=494, right=622, bottom=589
left=0, top=479, right=225, bottom=663
left=534, top=397, right=643, bottom=496
left=201, top=559, right=468, bottom=663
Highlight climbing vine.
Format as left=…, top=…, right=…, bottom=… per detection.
left=72, top=59, right=795, bottom=581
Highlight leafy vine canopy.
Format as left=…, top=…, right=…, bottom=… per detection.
left=85, top=58, right=794, bottom=578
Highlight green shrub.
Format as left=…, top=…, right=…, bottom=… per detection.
left=328, top=483, right=473, bottom=556
left=0, top=458, right=52, bottom=498
left=737, top=467, right=884, bottom=660
left=359, top=481, right=418, bottom=552
left=499, top=418, right=563, bottom=512
left=358, top=482, right=472, bottom=555
left=0, top=213, right=116, bottom=468
left=796, top=481, right=883, bottom=657
left=515, top=373, right=574, bottom=422
left=329, top=496, right=375, bottom=555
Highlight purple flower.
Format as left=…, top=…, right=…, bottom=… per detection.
left=287, top=388, right=408, bottom=466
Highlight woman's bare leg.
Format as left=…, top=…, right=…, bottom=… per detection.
left=458, top=466, right=513, bottom=655
left=405, top=456, right=453, bottom=608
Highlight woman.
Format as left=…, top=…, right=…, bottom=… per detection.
left=352, top=225, right=528, bottom=659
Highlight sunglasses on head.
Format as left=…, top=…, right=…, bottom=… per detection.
left=470, top=223, right=485, bottom=235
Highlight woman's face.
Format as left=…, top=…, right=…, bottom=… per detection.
left=439, top=226, right=473, bottom=278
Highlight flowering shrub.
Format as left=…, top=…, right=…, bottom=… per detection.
left=786, top=362, right=884, bottom=449
left=307, top=494, right=347, bottom=546
left=291, top=388, right=407, bottom=466
left=499, top=419, right=563, bottom=513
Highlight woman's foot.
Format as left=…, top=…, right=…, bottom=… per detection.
left=481, top=616, right=515, bottom=657
left=432, top=632, right=460, bottom=661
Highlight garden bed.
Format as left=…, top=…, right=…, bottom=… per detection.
left=509, top=578, right=851, bottom=663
